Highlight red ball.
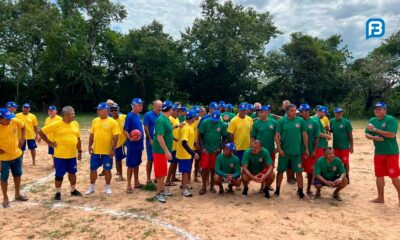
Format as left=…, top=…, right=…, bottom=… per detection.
left=130, top=129, right=142, bottom=138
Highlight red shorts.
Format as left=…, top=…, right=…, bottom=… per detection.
left=201, top=152, right=217, bottom=169
left=153, top=153, right=168, bottom=177
left=270, top=152, right=276, bottom=168
left=302, top=154, right=316, bottom=174
left=374, top=154, right=400, bottom=178
left=334, top=149, right=350, bottom=165
left=315, top=148, right=325, bottom=160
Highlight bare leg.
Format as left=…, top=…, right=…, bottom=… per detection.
left=1, top=181, right=9, bottom=207
left=133, top=166, right=142, bottom=187
left=127, top=167, right=133, bottom=190
left=391, top=177, right=400, bottom=206
left=371, top=177, right=385, bottom=203
left=156, top=176, right=165, bottom=194
left=31, top=150, right=36, bottom=166
left=104, top=170, right=112, bottom=185
left=90, top=170, right=97, bottom=184
left=146, top=160, right=153, bottom=183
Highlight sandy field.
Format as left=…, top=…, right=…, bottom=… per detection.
left=1, top=125, right=400, bottom=240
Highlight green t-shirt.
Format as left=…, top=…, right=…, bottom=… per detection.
left=152, top=115, right=173, bottom=154
left=314, top=157, right=346, bottom=181
left=178, top=115, right=185, bottom=123
left=276, top=116, right=306, bottom=155
left=330, top=117, right=353, bottom=150
left=250, top=118, right=276, bottom=153
left=302, top=117, right=320, bottom=154
left=364, top=115, right=399, bottom=155
left=241, top=147, right=272, bottom=175
left=251, top=112, right=258, bottom=119
left=221, top=112, right=236, bottom=126
left=214, top=153, right=241, bottom=178
left=198, top=118, right=227, bottom=152
left=312, top=116, right=328, bottom=149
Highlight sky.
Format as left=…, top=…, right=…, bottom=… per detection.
left=111, top=0, right=399, bottom=59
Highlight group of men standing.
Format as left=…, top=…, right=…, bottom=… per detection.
left=0, top=98, right=399, bottom=207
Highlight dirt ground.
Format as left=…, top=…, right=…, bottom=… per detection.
left=1, top=126, right=400, bottom=240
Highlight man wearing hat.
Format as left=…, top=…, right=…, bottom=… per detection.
left=16, top=103, right=39, bottom=166
left=178, top=106, right=187, bottom=123
left=228, top=102, right=253, bottom=162
left=44, top=106, right=62, bottom=166
left=109, top=103, right=127, bottom=181
left=6, top=101, right=18, bottom=113
left=251, top=102, right=262, bottom=119
left=176, top=110, right=200, bottom=197
left=299, top=104, right=320, bottom=196
left=198, top=110, right=227, bottom=194
left=143, top=100, right=162, bottom=184
left=39, top=106, right=83, bottom=201
left=365, top=102, right=400, bottom=206
left=221, top=104, right=236, bottom=125
left=214, top=142, right=241, bottom=194
left=218, top=102, right=226, bottom=113
left=313, top=106, right=331, bottom=160
left=330, top=107, right=353, bottom=182
left=0, top=108, right=28, bottom=208
left=86, top=102, right=120, bottom=195
left=124, top=98, right=145, bottom=193
left=191, top=105, right=202, bottom=183
left=152, top=100, right=174, bottom=203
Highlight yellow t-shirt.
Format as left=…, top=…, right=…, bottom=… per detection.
left=44, top=115, right=62, bottom=141
left=227, top=115, right=253, bottom=151
left=176, top=123, right=195, bottom=160
left=41, top=120, right=81, bottom=159
left=169, top=116, right=180, bottom=151
left=16, top=113, right=38, bottom=139
left=191, top=117, right=201, bottom=150
left=114, top=114, right=127, bottom=148
left=90, top=117, right=121, bottom=154
left=0, top=118, right=24, bottom=161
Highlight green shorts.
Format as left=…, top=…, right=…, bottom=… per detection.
left=277, top=154, right=302, bottom=173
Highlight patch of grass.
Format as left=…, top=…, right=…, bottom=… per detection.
left=145, top=197, right=155, bottom=202
left=41, top=230, right=72, bottom=239
left=141, top=182, right=156, bottom=192
left=143, top=228, right=156, bottom=238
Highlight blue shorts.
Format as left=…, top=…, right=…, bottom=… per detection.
left=48, top=146, right=54, bottom=155
left=54, top=157, right=77, bottom=177
left=126, top=149, right=142, bottom=168
left=168, top=151, right=179, bottom=164
left=1, top=156, right=23, bottom=182
left=115, top=146, right=126, bottom=161
left=21, top=139, right=37, bottom=151
left=313, top=176, right=340, bottom=187
left=178, top=159, right=193, bottom=173
left=235, top=150, right=245, bottom=163
left=90, top=154, right=113, bottom=171
left=146, top=142, right=153, bottom=161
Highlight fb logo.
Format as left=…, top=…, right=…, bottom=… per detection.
left=366, top=18, right=385, bottom=39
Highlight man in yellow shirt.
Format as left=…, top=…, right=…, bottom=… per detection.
left=16, top=103, right=40, bottom=166
left=44, top=106, right=62, bottom=165
left=39, top=106, right=83, bottom=201
left=0, top=108, right=28, bottom=208
left=176, top=110, right=200, bottom=197
left=227, top=102, right=253, bottom=162
left=6, top=101, right=18, bottom=113
left=85, top=103, right=120, bottom=195
left=110, top=103, right=126, bottom=181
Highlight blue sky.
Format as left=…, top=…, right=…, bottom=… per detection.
left=112, top=0, right=399, bottom=59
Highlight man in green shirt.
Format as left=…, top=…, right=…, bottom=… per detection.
left=198, top=110, right=227, bottom=195
left=313, top=106, right=331, bottom=160
left=299, top=104, right=319, bottom=196
left=314, top=147, right=348, bottom=201
left=330, top=107, right=353, bottom=181
left=221, top=104, right=236, bottom=125
left=275, top=104, right=309, bottom=199
left=214, top=142, right=241, bottom=194
left=242, top=140, right=275, bottom=198
left=251, top=102, right=262, bottom=120
left=152, top=101, right=174, bottom=203
left=365, top=102, right=400, bottom=206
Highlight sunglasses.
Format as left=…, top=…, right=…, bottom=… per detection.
left=110, top=109, right=118, bottom=112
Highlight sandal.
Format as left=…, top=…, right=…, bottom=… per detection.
left=2, top=200, right=10, bottom=208
left=199, top=188, right=206, bottom=195
left=126, top=188, right=133, bottom=194
left=134, top=184, right=144, bottom=189
left=15, top=195, right=28, bottom=201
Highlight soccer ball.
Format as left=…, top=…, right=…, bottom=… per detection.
left=130, top=129, right=142, bottom=138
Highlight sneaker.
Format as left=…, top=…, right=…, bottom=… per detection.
left=85, top=185, right=95, bottom=195
left=154, top=193, right=166, bottom=203
left=54, top=192, right=61, bottom=201
left=71, top=189, right=82, bottom=197
left=182, top=188, right=193, bottom=197
left=105, top=186, right=112, bottom=195
left=298, top=189, right=305, bottom=199
left=161, top=190, right=172, bottom=197
left=274, top=187, right=280, bottom=196
left=263, top=188, right=271, bottom=198
left=242, top=186, right=249, bottom=196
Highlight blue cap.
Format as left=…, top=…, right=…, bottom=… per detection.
left=218, top=101, right=225, bottom=105
left=172, top=104, right=179, bottom=110
left=96, top=102, right=109, bottom=110
left=334, top=107, right=344, bottom=113
left=259, top=105, right=270, bottom=111
left=179, top=106, right=187, bottom=112
left=186, top=110, right=199, bottom=119
left=374, top=102, right=387, bottom=109
left=247, top=104, right=254, bottom=110
left=224, top=142, right=236, bottom=151
left=209, top=102, right=218, bottom=109
left=211, top=110, right=221, bottom=122
left=192, top=105, right=201, bottom=113
left=48, top=106, right=57, bottom=111
left=218, top=103, right=226, bottom=108
left=238, top=102, right=248, bottom=111
left=110, top=103, right=119, bottom=109
left=225, top=103, right=233, bottom=109
left=317, top=106, right=328, bottom=113
left=299, top=104, right=311, bottom=111
left=162, top=100, right=173, bottom=110
left=131, top=98, right=143, bottom=105
left=0, top=108, right=15, bottom=120
left=22, top=103, right=30, bottom=108
left=6, top=101, right=18, bottom=108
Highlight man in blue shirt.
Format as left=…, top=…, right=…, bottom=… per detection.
left=123, top=98, right=145, bottom=193
left=143, top=100, right=162, bottom=184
